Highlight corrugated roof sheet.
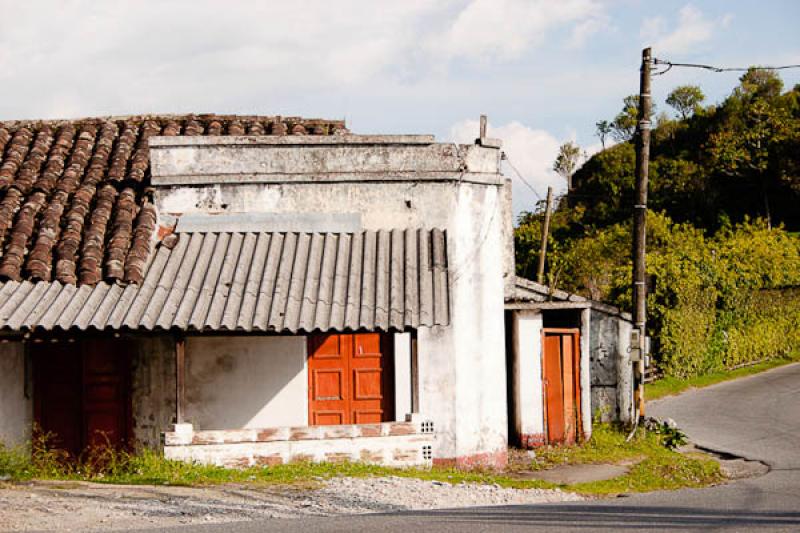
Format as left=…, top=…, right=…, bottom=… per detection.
left=0, top=229, right=449, bottom=333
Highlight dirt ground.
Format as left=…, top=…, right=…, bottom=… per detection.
left=0, top=477, right=583, bottom=532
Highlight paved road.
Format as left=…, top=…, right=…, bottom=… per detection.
left=144, top=363, right=800, bottom=532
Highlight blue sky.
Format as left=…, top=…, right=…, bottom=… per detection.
left=1, top=1, right=798, bottom=215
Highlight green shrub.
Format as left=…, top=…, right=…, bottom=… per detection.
left=517, top=213, right=800, bottom=378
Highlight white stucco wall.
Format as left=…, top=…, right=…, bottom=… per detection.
left=394, top=333, right=412, bottom=420
left=510, top=310, right=545, bottom=445
left=580, top=308, right=593, bottom=439
left=151, top=138, right=510, bottom=466
left=0, top=342, right=31, bottom=447
left=184, top=336, right=307, bottom=430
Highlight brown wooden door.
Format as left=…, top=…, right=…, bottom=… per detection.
left=82, top=339, right=132, bottom=450
left=542, top=329, right=582, bottom=444
left=308, top=333, right=394, bottom=425
left=33, top=343, right=83, bottom=457
left=33, top=339, right=132, bottom=457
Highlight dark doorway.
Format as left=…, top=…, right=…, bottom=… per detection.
left=32, top=338, right=133, bottom=457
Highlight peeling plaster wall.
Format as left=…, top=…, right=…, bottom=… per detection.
left=184, top=336, right=307, bottom=430
left=131, top=335, right=176, bottom=449
left=589, top=310, right=633, bottom=424
left=151, top=138, right=509, bottom=467
left=0, top=342, right=31, bottom=446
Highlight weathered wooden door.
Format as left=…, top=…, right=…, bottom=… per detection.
left=542, top=328, right=582, bottom=444
left=33, top=339, right=132, bottom=457
left=308, top=333, right=394, bottom=425
left=33, top=343, right=83, bottom=457
left=82, top=339, right=132, bottom=450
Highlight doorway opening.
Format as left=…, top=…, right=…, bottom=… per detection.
left=32, top=338, right=133, bottom=458
left=307, top=333, right=395, bottom=425
left=542, top=328, right=582, bottom=444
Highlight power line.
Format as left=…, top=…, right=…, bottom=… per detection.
left=501, top=153, right=543, bottom=201
left=652, top=58, right=800, bottom=76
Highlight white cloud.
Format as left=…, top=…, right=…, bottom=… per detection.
left=569, top=14, right=612, bottom=49
left=642, top=4, right=730, bottom=56
left=449, top=119, right=568, bottom=216
left=440, top=0, right=608, bottom=59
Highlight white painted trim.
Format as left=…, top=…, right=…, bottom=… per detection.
left=580, top=308, right=593, bottom=440
left=394, top=333, right=412, bottom=420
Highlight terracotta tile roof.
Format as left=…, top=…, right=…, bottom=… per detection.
left=0, top=115, right=347, bottom=286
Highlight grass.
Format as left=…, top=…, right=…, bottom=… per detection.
left=0, top=424, right=722, bottom=497
left=529, top=424, right=722, bottom=495
left=646, top=352, right=800, bottom=401
left=0, top=436, right=554, bottom=490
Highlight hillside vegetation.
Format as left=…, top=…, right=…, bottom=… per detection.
left=517, top=69, right=800, bottom=378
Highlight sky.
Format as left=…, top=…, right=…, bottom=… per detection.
left=1, top=0, right=798, bottom=216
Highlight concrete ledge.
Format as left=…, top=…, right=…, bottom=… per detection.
left=150, top=134, right=437, bottom=147
left=162, top=420, right=435, bottom=468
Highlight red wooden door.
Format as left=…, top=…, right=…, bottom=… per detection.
left=542, top=329, right=582, bottom=444
left=33, top=339, right=132, bottom=457
left=308, top=333, right=394, bottom=425
left=33, top=343, right=83, bottom=457
left=82, top=339, right=132, bottom=450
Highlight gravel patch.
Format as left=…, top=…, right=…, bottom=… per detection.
left=0, top=477, right=582, bottom=531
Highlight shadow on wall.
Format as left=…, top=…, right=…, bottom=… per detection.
left=185, top=336, right=307, bottom=429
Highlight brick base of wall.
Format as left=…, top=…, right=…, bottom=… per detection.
left=433, top=448, right=508, bottom=470
left=162, top=420, right=435, bottom=469
left=519, top=432, right=546, bottom=449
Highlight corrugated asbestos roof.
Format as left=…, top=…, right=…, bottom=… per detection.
left=0, top=229, right=449, bottom=333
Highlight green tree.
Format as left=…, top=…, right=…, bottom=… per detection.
left=595, top=120, right=612, bottom=149
left=553, top=141, right=582, bottom=190
left=610, top=95, right=656, bottom=142
left=666, top=85, right=705, bottom=120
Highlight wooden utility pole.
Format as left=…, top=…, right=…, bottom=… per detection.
left=537, top=186, right=554, bottom=284
left=632, top=47, right=652, bottom=420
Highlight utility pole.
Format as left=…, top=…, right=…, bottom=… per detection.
left=536, top=186, right=553, bottom=284
left=631, top=47, right=652, bottom=421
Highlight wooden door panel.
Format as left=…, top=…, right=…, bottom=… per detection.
left=543, top=333, right=565, bottom=443
left=308, top=333, right=394, bottom=426
left=313, top=369, right=345, bottom=401
left=354, top=409, right=383, bottom=424
left=353, top=368, right=383, bottom=400
left=33, top=343, right=83, bottom=457
left=542, top=329, right=582, bottom=445
left=33, top=338, right=132, bottom=458
left=561, top=335, right=577, bottom=444
left=312, top=410, right=346, bottom=425
left=83, top=339, right=131, bottom=452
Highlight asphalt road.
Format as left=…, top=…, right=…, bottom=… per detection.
left=143, top=362, right=800, bottom=532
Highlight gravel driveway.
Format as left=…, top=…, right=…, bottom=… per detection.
left=0, top=476, right=582, bottom=532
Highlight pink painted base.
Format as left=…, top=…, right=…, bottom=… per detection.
left=433, top=448, right=508, bottom=470
left=519, top=433, right=546, bottom=449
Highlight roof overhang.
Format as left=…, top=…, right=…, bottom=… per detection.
left=0, top=229, right=451, bottom=334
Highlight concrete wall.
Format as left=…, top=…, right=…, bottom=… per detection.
left=150, top=136, right=509, bottom=468
left=131, top=335, right=176, bottom=449
left=163, top=420, right=435, bottom=468
left=509, top=310, right=545, bottom=447
left=589, top=310, right=633, bottom=424
left=0, top=342, right=32, bottom=447
left=184, top=336, right=307, bottom=430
